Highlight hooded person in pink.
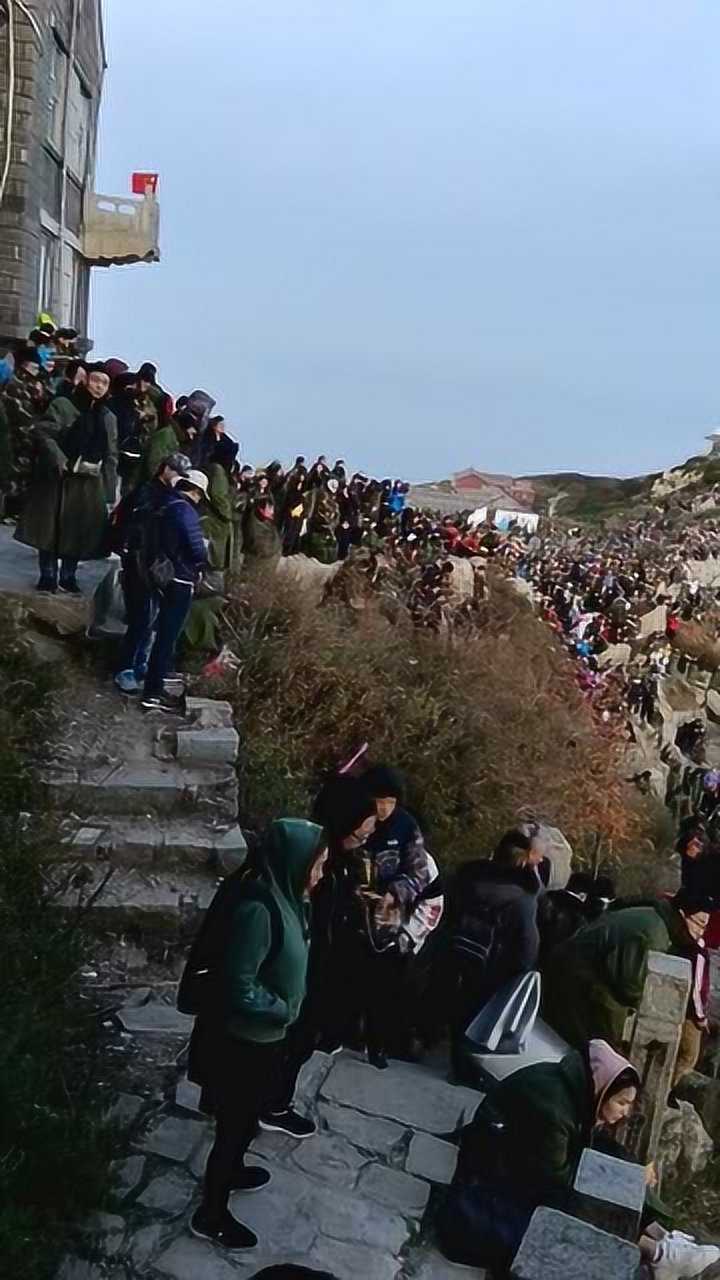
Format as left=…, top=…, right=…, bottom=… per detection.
left=442, top=1038, right=718, bottom=1277
left=588, top=1038, right=640, bottom=1122
left=439, top=1040, right=673, bottom=1273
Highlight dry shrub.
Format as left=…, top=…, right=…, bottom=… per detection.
left=0, top=603, right=112, bottom=1279
left=672, top=620, right=720, bottom=671
left=215, top=568, right=648, bottom=864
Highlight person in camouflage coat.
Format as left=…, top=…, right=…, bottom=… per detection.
left=1, top=346, right=50, bottom=513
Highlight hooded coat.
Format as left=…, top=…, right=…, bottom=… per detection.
left=201, top=457, right=237, bottom=573
left=304, top=485, right=339, bottom=563
left=437, top=1041, right=668, bottom=1270
left=243, top=495, right=282, bottom=560
left=222, top=820, right=323, bottom=1045
left=457, top=1041, right=638, bottom=1201
left=187, top=820, right=324, bottom=1107
left=14, top=391, right=117, bottom=559
left=542, top=899, right=689, bottom=1049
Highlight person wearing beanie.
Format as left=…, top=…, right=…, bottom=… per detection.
left=356, top=764, right=435, bottom=1067
left=52, top=357, right=87, bottom=402
left=438, top=1038, right=719, bottom=1279
left=138, top=385, right=211, bottom=481
left=103, top=357, right=129, bottom=382
left=14, top=363, right=117, bottom=594
left=135, top=360, right=174, bottom=432
left=256, top=777, right=377, bottom=1138
left=543, top=889, right=712, bottom=1051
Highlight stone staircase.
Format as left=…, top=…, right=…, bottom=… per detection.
left=45, top=693, right=247, bottom=946
left=59, top=1049, right=485, bottom=1280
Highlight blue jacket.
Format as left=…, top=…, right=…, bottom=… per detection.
left=159, top=492, right=207, bottom=584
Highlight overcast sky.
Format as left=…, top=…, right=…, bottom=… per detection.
left=93, top=1, right=720, bottom=481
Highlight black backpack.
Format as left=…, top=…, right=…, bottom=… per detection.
left=177, top=870, right=284, bottom=1017
left=452, top=900, right=502, bottom=969
left=451, top=896, right=518, bottom=993
left=128, top=494, right=175, bottom=590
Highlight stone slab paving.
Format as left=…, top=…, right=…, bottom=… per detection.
left=111, top=1155, right=146, bottom=1200
left=406, top=1247, right=486, bottom=1278
left=406, top=1132, right=459, bottom=1185
left=320, top=1054, right=481, bottom=1134
left=72, top=1049, right=486, bottom=1279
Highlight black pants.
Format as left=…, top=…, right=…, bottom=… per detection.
left=362, top=946, right=410, bottom=1056
left=202, top=1037, right=283, bottom=1221
left=268, top=949, right=355, bottom=1114
left=118, top=559, right=157, bottom=676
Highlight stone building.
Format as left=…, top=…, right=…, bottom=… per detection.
left=0, top=0, right=159, bottom=342
left=409, top=467, right=539, bottom=519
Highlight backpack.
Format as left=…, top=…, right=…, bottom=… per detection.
left=451, top=895, right=524, bottom=998
left=452, top=900, right=501, bottom=969
left=128, top=495, right=175, bottom=590
left=177, top=870, right=284, bottom=1017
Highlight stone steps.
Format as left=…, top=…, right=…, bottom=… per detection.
left=64, top=815, right=248, bottom=872
left=44, top=694, right=243, bottom=945
left=55, top=864, right=219, bottom=934
left=44, top=759, right=238, bottom=819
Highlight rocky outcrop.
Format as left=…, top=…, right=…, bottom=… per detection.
left=658, top=1099, right=714, bottom=1185
left=675, top=1071, right=720, bottom=1146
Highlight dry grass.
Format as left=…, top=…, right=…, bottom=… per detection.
left=211, top=567, right=651, bottom=865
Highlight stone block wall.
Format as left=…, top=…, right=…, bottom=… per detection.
left=0, top=1, right=105, bottom=339
left=0, top=8, right=45, bottom=336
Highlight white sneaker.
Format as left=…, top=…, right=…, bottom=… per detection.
left=653, top=1233, right=720, bottom=1279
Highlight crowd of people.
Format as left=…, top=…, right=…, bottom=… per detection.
left=0, top=331, right=504, bottom=708
left=179, top=764, right=719, bottom=1279
left=3, top=324, right=720, bottom=1276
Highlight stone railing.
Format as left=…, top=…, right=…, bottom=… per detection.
left=624, top=951, right=691, bottom=1169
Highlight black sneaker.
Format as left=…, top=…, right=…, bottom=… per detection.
left=35, top=579, right=57, bottom=594
left=58, top=579, right=82, bottom=596
left=317, top=1038, right=344, bottom=1056
left=368, top=1050, right=389, bottom=1071
left=189, top=1207, right=258, bottom=1251
left=258, top=1108, right=317, bottom=1139
left=230, top=1165, right=272, bottom=1192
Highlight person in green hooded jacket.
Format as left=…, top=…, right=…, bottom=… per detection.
left=182, top=435, right=238, bottom=652
left=188, top=819, right=327, bottom=1253
left=438, top=1039, right=718, bottom=1279
left=542, top=889, right=711, bottom=1050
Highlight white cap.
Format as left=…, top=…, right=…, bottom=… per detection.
left=179, top=469, right=209, bottom=496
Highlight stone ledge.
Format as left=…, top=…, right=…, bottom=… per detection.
left=136, top=1169, right=196, bottom=1215
left=406, top=1131, right=458, bottom=1184
left=174, top=727, right=239, bottom=766
left=358, top=1162, right=431, bottom=1217
left=321, top=1055, right=480, bottom=1135
left=318, top=1101, right=407, bottom=1157
left=511, top=1207, right=641, bottom=1279
left=136, top=1115, right=209, bottom=1164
